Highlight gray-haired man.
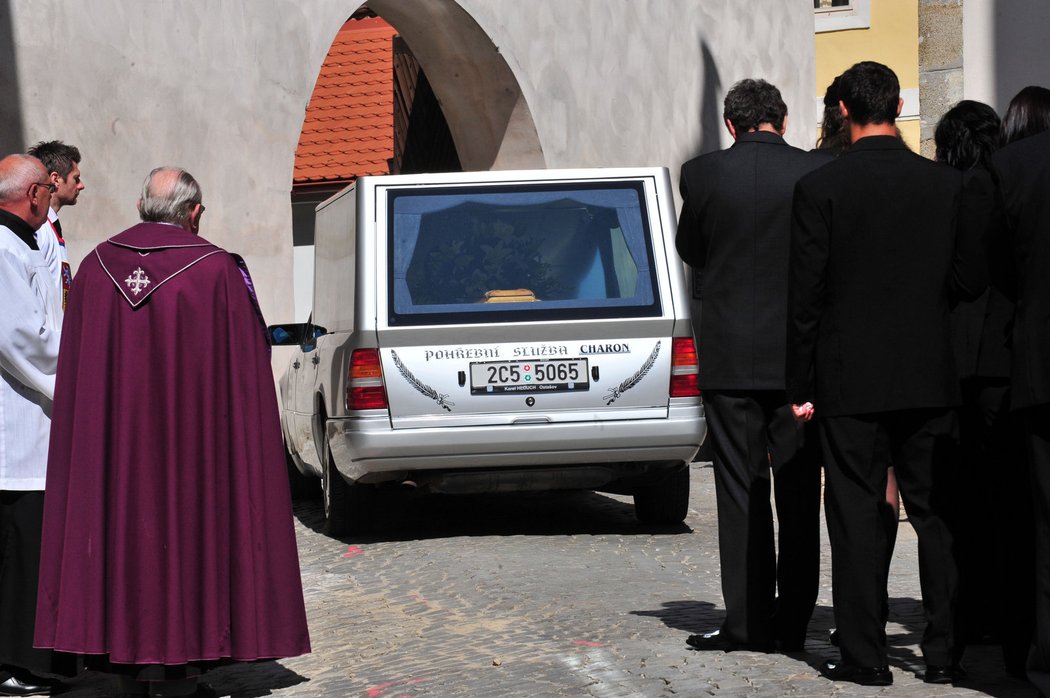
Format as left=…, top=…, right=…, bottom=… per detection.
left=0, top=153, right=66, bottom=696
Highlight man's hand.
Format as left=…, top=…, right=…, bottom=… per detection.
left=791, top=402, right=815, bottom=423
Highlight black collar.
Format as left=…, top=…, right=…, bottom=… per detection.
left=0, top=209, right=37, bottom=250
left=849, top=135, right=908, bottom=152
left=734, top=130, right=787, bottom=146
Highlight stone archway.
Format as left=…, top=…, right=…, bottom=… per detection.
left=289, top=0, right=547, bottom=320
left=367, top=0, right=545, bottom=170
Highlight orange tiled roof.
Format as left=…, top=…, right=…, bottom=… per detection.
left=293, top=16, right=395, bottom=186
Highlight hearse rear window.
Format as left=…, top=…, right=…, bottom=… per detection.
left=387, top=182, right=660, bottom=325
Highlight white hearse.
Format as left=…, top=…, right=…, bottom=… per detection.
left=269, top=167, right=706, bottom=534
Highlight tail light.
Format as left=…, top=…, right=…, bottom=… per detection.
left=669, top=337, right=701, bottom=397
left=346, top=349, right=388, bottom=410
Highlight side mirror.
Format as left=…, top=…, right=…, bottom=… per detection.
left=301, top=325, right=328, bottom=352
left=267, top=323, right=307, bottom=346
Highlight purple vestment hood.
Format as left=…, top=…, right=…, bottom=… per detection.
left=95, top=223, right=225, bottom=308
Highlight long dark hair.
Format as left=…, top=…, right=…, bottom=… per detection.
left=817, top=75, right=850, bottom=154
left=1001, top=85, right=1050, bottom=145
left=934, top=100, right=1001, bottom=171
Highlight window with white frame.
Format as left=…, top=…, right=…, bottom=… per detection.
left=814, top=0, right=870, bottom=32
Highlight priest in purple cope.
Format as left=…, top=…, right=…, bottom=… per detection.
left=34, top=167, right=310, bottom=697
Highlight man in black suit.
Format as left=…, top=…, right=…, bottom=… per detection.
left=991, top=122, right=1050, bottom=696
left=676, top=78, right=828, bottom=654
left=787, top=61, right=986, bottom=686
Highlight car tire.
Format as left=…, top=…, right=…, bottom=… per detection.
left=321, top=440, right=378, bottom=536
left=286, top=448, right=318, bottom=501
left=321, top=441, right=353, bottom=535
left=633, top=464, right=690, bottom=525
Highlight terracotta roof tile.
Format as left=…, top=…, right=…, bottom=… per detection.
left=293, top=17, right=395, bottom=186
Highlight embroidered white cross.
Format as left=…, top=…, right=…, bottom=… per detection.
left=125, top=267, right=151, bottom=295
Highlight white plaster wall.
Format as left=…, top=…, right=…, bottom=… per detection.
left=3, top=0, right=816, bottom=328
left=962, top=0, right=995, bottom=107
left=964, top=0, right=1050, bottom=113
left=460, top=0, right=818, bottom=171
left=4, top=0, right=353, bottom=326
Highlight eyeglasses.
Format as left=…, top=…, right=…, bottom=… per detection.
left=28, top=181, right=57, bottom=196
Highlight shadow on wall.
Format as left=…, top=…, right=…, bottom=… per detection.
left=994, top=3, right=1050, bottom=111
left=695, top=39, right=723, bottom=157
left=0, top=0, right=23, bottom=155
left=685, top=41, right=720, bottom=464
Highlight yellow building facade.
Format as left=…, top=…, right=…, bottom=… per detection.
left=814, top=0, right=920, bottom=151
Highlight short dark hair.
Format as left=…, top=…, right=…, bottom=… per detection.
left=1001, top=85, right=1050, bottom=145
left=837, top=61, right=900, bottom=126
left=723, top=79, right=787, bottom=132
left=934, top=100, right=1001, bottom=171
left=27, top=140, right=81, bottom=178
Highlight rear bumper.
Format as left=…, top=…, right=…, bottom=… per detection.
left=326, top=404, right=705, bottom=487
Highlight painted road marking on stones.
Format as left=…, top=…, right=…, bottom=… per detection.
left=343, top=545, right=366, bottom=558
left=366, top=677, right=424, bottom=696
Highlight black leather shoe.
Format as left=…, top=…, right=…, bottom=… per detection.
left=686, top=629, right=774, bottom=653
left=0, top=674, right=50, bottom=696
left=1005, top=658, right=1027, bottom=680
left=924, top=664, right=967, bottom=684
left=819, top=660, right=893, bottom=686
left=686, top=628, right=734, bottom=650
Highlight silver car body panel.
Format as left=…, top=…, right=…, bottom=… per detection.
left=327, top=403, right=703, bottom=484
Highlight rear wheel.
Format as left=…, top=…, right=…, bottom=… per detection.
left=321, top=441, right=377, bottom=536
left=321, top=441, right=352, bottom=535
left=634, top=465, right=690, bottom=525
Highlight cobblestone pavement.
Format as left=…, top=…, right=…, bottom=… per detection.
left=59, top=463, right=1038, bottom=697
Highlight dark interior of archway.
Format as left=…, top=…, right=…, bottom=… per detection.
left=355, top=5, right=461, bottom=175
left=392, top=36, right=461, bottom=175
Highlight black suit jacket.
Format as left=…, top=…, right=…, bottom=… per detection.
left=949, top=169, right=1013, bottom=380
left=676, top=131, right=831, bottom=390
left=991, top=130, right=1050, bottom=409
left=787, top=135, right=987, bottom=416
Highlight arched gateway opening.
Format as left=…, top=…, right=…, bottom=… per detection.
left=289, top=1, right=545, bottom=321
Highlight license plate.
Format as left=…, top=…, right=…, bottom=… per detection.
left=470, top=359, right=590, bottom=394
